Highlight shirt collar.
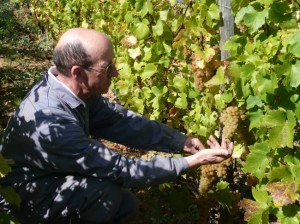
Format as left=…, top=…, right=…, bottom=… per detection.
left=47, top=66, right=86, bottom=108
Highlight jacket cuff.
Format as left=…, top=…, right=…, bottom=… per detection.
left=171, top=132, right=188, bottom=153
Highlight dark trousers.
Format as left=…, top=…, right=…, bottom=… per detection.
left=8, top=175, right=139, bottom=223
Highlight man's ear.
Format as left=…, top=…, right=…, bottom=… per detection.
left=70, top=65, right=85, bottom=81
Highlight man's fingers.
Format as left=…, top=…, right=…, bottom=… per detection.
left=196, top=141, right=205, bottom=150
left=228, top=141, right=234, bottom=155
left=207, top=135, right=220, bottom=148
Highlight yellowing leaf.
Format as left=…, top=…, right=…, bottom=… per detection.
left=238, top=198, right=268, bottom=222
left=204, top=67, right=226, bottom=88
left=266, top=182, right=299, bottom=207
left=128, top=47, right=141, bottom=59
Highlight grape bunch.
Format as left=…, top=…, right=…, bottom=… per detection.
left=190, top=52, right=222, bottom=90
left=199, top=158, right=232, bottom=195
left=191, top=54, right=206, bottom=90
left=194, top=70, right=206, bottom=90
left=199, top=106, right=243, bottom=195
left=220, top=106, right=243, bottom=142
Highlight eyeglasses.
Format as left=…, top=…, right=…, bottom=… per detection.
left=86, top=60, right=116, bottom=76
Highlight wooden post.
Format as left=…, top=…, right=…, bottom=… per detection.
left=218, top=3, right=235, bottom=224
left=219, top=0, right=234, bottom=61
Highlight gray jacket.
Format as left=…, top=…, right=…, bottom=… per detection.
left=0, top=69, right=189, bottom=188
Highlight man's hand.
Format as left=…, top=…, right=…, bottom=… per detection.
left=184, top=135, right=233, bottom=169
left=183, top=137, right=205, bottom=154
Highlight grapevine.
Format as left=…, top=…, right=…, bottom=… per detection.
left=199, top=106, right=243, bottom=195
left=3, top=0, right=300, bottom=223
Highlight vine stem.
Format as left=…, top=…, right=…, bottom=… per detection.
left=173, top=1, right=193, bottom=38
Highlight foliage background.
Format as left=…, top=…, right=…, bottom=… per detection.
left=1, top=0, right=300, bottom=223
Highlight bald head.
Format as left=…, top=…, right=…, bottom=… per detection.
left=53, top=28, right=114, bottom=76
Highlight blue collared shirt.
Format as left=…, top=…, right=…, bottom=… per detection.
left=0, top=68, right=189, bottom=188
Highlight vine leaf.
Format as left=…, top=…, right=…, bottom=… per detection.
left=175, top=93, right=187, bottom=109
left=133, top=22, right=150, bottom=39
left=266, top=182, right=299, bottom=207
left=238, top=198, right=268, bottom=223
left=262, top=110, right=285, bottom=128
left=141, top=63, right=157, bottom=81
left=0, top=153, right=12, bottom=178
left=288, top=32, right=300, bottom=58
left=243, top=143, right=270, bottom=180
left=268, top=1, right=291, bottom=23
left=288, top=61, right=300, bottom=88
left=268, top=165, right=293, bottom=182
left=141, top=0, right=153, bottom=17
left=248, top=110, right=263, bottom=130
left=152, top=19, right=164, bottom=36
left=240, top=5, right=269, bottom=33
left=128, top=47, right=142, bottom=59
left=0, top=186, right=21, bottom=207
left=173, top=76, right=187, bottom=92
left=204, top=67, right=226, bottom=88
left=269, top=123, right=294, bottom=149
left=246, top=95, right=264, bottom=109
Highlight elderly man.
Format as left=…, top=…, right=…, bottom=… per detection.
left=0, top=28, right=233, bottom=223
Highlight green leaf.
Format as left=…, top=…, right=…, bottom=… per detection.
left=252, top=73, right=277, bottom=101
left=252, top=187, right=269, bottom=204
left=141, top=0, right=153, bottom=17
left=248, top=209, right=269, bottom=224
left=268, top=1, right=291, bottom=23
left=248, top=110, right=263, bottom=130
left=214, top=93, right=233, bottom=110
left=175, top=93, right=188, bottom=109
left=162, top=42, right=172, bottom=55
left=239, top=198, right=269, bottom=223
left=268, top=166, right=292, bottom=182
left=142, top=46, right=152, bottom=61
left=0, top=186, right=21, bottom=207
left=128, top=47, right=141, bottom=59
left=269, top=123, right=294, bottom=149
left=231, top=0, right=250, bottom=14
left=0, top=154, right=12, bottom=177
left=289, top=61, right=300, bottom=88
left=232, top=143, right=245, bottom=159
left=173, top=76, right=187, bottom=92
left=211, top=187, right=235, bottom=210
left=204, top=67, right=226, bottom=87
left=159, top=10, right=169, bottom=21
left=152, top=19, right=164, bottom=36
left=243, top=143, right=270, bottom=180
left=141, top=86, right=152, bottom=99
left=295, top=102, right=300, bottom=119
left=133, top=22, right=150, bottom=40
left=261, top=110, right=286, bottom=128
left=207, top=3, right=219, bottom=21
left=132, top=96, right=144, bottom=114
left=288, top=32, right=300, bottom=58
left=216, top=181, right=230, bottom=190
left=141, top=63, right=157, bottom=81
left=242, top=6, right=269, bottom=33
left=257, top=0, right=274, bottom=5
left=246, top=95, right=264, bottom=109
left=276, top=205, right=300, bottom=224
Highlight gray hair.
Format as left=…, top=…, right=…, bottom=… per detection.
left=53, top=41, right=96, bottom=76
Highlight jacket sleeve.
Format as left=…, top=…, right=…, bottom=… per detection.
left=88, top=95, right=187, bottom=153
left=36, top=110, right=189, bottom=188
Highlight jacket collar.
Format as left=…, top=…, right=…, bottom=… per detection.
left=46, top=66, right=86, bottom=109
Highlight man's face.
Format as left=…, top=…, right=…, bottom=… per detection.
left=85, top=47, right=118, bottom=95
